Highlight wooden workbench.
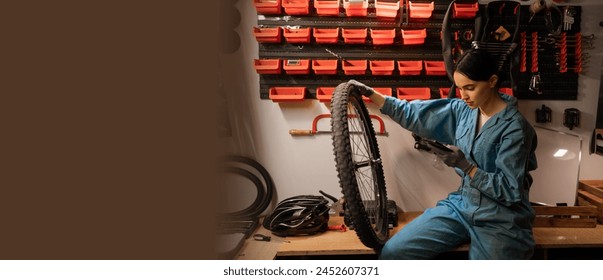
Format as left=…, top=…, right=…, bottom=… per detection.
left=236, top=211, right=603, bottom=259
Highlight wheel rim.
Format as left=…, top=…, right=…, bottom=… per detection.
left=347, top=95, right=388, bottom=241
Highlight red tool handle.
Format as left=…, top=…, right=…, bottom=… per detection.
left=311, top=113, right=388, bottom=135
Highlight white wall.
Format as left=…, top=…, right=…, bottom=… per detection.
left=220, top=0, right=603, bottom=212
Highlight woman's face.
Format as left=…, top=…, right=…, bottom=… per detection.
left=453, top=71, right=498, bottom=109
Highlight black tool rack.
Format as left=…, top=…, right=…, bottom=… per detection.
left=515, top=5, right=582, bottom=100
left=253, top=0, right=583, bottom=102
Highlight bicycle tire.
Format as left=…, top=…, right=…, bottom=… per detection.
left=221, top=155, right=275, bottom=220
left=330, top=82, right=389, bottom=250
left=222, top=166, right=265, bottom=219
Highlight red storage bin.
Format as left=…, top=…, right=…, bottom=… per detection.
left=342, top=28, right=368, bottom=44
left=342, top=60, right=367, bottom=75
left=424, top=61, right=446, bottom=76
left=409, top=1, right=434, bottom=19
left=397, top=60, right=423, bottom=75
left=312, top=60, right=338, bottom=75
left=401, top=28, right=426, bottom=45
left=253, top=26, right=282, bottom=43
left=343, top=0, right=368, bottom=17
left=439, top=87, right=460, bottom=98
left=283, top=59, right=310, bottom=75
left=254, top=59, right=281, bottom=74
left=363, top=87, right=392, bottom=102
left=269, top=87, right=306, bottom=102
left=313, top=27, right=340, bottom=44
left=283, top=27, right=311, bottom=43
left=282, top=0, right=310, bottom=15
left=316, top=87, right=336, bottom=102
left=253, top=0, right=282, bottom=15
left=370, top=60, right=395, bottom=75
left=375, top=0, right=400, bottom=18
left=370, top=28, right=396, bottom=45
left=314, top=0, right=341, bottom=16
left=454, top=2, right=479, bottom=19
left=500, top=87, right=514, bottom=97
left=397, top=87, right=431, bottom=101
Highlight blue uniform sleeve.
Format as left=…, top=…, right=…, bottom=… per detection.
left=469, top=127, right=534, bottom=206
left=379, top=96, right=463, bottom=144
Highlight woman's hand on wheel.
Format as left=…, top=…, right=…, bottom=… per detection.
left=347, top=80, right=374, bottom=97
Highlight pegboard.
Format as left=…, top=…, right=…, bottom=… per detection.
left=252, top=0, right=585, bottom=102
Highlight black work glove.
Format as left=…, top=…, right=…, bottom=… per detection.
left=347, top=79, right=374, bottom=97
left=434, top=145, right=475, bottom=174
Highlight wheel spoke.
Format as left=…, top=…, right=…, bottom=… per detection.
left=331, top=85, right=388, bottom=249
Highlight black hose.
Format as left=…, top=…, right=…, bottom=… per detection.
left=223, top=166, right=265, bottom=219
left=222, top=155, right=275, bottom=220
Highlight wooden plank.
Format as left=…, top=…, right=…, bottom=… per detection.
left=579, top=180, right=603, bottom=189
left=278, top=212, right=417, bottom=256
left=534, top=217, right=597, bottom=228
left=533, top=205, right=598, bottom=216
left=579, top=181, right=603, bottom=199
left=577, top=190, right=603, bottom=208
left=533, top=225, right=603, bottom=248
left=269, top=211, right=603, bottom=257
left=577, top=196, right=603, bottom=224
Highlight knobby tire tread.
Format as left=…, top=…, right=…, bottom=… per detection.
left=330, top=82, right=389, bottom=250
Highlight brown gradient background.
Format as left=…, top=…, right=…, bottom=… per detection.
left=0, top=1, right=219, bottom=259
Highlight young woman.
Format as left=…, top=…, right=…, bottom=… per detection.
left=349, top=49, right=538, bottom=259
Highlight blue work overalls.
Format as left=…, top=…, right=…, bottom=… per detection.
left=378, top=94, right=538, bottom=260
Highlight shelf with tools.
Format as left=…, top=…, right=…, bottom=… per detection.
left=254, top=0, right=478, bottom=103
left=253, top=0, right=587, bottom=102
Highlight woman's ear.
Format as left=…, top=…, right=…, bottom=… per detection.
left=489, top=74, right=499, bottom=88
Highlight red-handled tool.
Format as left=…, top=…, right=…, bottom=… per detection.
left=327, top=224, right=347, bottom=232
left=289, top=113, right=388, bottom=136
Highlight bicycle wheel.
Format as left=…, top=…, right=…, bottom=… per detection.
left=330, top=82, right=389, bottom=250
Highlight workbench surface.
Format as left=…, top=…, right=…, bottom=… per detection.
left=236, top=211, right=603, bottom=260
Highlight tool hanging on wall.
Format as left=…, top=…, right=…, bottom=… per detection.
left=289, top=113, right=388, bottom=136
left=536, top=104, right=552, bottom=123
left=563, top=108, right=580, bottom=130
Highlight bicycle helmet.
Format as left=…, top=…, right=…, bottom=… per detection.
left=262, top=195, right=330, bottom=237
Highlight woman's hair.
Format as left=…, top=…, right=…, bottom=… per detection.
left=454, top=48, right=499, bottom=82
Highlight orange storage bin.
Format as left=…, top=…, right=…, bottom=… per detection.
left=375, top=0, right=400, bottom=18
left=363, top=87, right=392, bottom=102
left=313, top=27, right=340, bottom=44
left=312, top=60, right=338, bottom=75
left=370, top=28, right=396, bottom=45
left=254, top=59, right=281, bottom=74
left=409, top=1, right=434, bottom=19
left=454, top=2, right=479, bottom=19
left=500, top=87, right=514, bottom=96
left=316, top=87, right=336, bottom=102
left=397, top=60, right=423, bottom=75
left=401, top=28, right=426, bottom=45
left=253, top=0, right=282, bottom=15
left=269, top=87, right=306, bottom=102
left=342, top=60, right=368, bottom=75
left=342, top=28, right=368, bottom=44
left=370, top=60, right=395, bottom=75
left=283, top=27, right=311, bottom=43
left=282, top=0, right=310, bottom=15
left=343, top=0, right=368, bottom=17
left=314, top=0, right=341, bottom=16
left=439, top=87, right=460, bottom=98
left=283, top=59, right=310, bottom=75
left=253, top=26, right=282, bottom=43
left=397, top=87, right=431, bottom=101
left=424, top=61, right=446, bottom=76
